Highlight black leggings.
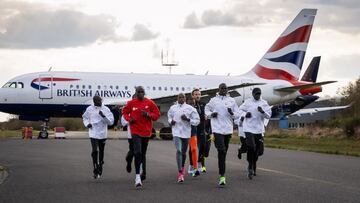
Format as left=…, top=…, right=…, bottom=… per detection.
left=197, top=132, right=206, bottom=166
left=214, top=133, right=231, bottom=176
left=126, top=139, right=134, bottom=163
left=204, top=133, right=212, bottom=158
left=132, top=134, right=150, bottom=175
left=90, top=138, right=106, bottom=168
left=245, top=132, right=262, bottom=171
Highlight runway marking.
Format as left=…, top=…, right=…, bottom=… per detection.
left=258, top=167, right=360, bottom=193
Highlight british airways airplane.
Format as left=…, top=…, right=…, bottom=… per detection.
left=0, top=9, right=335, bottom=138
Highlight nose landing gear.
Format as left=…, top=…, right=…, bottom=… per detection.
left=38, top=119, right=49, bottom=139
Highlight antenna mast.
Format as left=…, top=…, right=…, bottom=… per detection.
left=161, top=39, right=178, bottom=74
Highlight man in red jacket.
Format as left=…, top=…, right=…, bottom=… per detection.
left=122, top=86, right=160, bottom=188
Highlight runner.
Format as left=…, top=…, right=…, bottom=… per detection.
left=168, top=93, right=200, bottom=183
left=122, top=86, right=160, bottom=187
left=82, top=95, right=114, bottom=179
left=205, top=83, right=239, bottom=186
left=239, top=87, right=271, bottom=179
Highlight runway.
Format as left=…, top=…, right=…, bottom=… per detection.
left=0, top=138, right=359, bottom=202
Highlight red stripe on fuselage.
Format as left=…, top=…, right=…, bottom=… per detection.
left=32, top=77, right=80, bottom=82
left=267, top=25, right=313, bottom=53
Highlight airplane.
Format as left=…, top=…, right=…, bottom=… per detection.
left=271, top=56, right=350, bottom=123
left=271, top=56, right=321, bottom=119
left=0, top=8, right=336, bottom=138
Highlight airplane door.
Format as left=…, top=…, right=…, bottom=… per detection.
left=38, top=74, right=53, bottom=99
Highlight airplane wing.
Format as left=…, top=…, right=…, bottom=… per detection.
left=274, top=81, right=337, bottom=92
left=152, top=82, right=265, bottom=104
left=289, top=104, right=351, bottom=117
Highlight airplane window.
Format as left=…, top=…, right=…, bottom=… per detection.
left=76, top=85, right=79, bottom=89
left=125, top=86, right=128, bottom=90
left=158, top=87, right=162, bottom=91
left=88, top=85, right=92, bottom=89
left=70, top=85, right=73, bottom=88
left=97, top=85, right=101, bottom=90
left=2, top=82, right=11, bottom=88
left=182, top=87, right=185, bottom=91
left=9, top=82, right=17, bottom=88
left=147, top=86, right=150, bottom=90
left=153, top=86, right=156, bottom=91
left=164, top=87, right=167, bottom=91
left=115, top=86, right=119, bottom=90
left=170, top=87, right=173, bottom=91
left=176, top=87, right=179, bottom=91
left=110, top=85, right=113, bottom=89
left=187, top=87, right=191, bottom=91
left=53, top=83, right=56, bottom=86
left=82, top=85, right=86, bottom=89
left=17, top=82, right=24, bottom=88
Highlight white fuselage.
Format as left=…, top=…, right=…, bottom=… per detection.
left=0, top=71, right=300, bottom=113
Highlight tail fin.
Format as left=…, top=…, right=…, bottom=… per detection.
left=301, top=56, right=320, bottom=82
left=249, top=9, right=317, bottom=81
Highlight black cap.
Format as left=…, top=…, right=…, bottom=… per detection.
left=252, top=88, right=261, bottom=94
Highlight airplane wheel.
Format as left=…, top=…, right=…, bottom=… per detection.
left=159, top=127, right=172, bottom=140
left=38, top=131, right=49, bottom=139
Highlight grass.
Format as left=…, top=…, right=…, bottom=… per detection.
left=230, top=130, right=360, bottom=157
left=0, top=130, right=40, bottom=139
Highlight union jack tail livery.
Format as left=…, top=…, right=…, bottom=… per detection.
left=249, top=9, right=317, bottom=82
left=301, top=56, right=321, bottom=82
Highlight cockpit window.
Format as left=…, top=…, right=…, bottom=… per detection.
left=2, top=82, right=24, bottom=88
left=2, top=82, right=11, bottom=88
left=9, top=83, right=17, bottom=88
left=17, top=82, right=24, bottom=88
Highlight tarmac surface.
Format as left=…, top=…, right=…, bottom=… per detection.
left=1, top=133, right=360, bottom=203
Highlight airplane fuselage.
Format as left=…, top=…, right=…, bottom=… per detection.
left=0, top=71, right=300, bottom=119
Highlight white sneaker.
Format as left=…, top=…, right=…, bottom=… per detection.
left=135, top=176, right=142, bottom=188
left=188, top=165, right=194, bottom=174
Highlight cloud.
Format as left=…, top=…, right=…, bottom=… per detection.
left=182, top=0, right=360, bottom=34
left=183, top=9, right=267, bottom=29
left=131, top=24, right=159, bottom=41
left=0, top=0, right=159, bottom=49
left=183, top=12, right=203, bottom=29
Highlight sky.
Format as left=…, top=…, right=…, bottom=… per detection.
left=0, top=0, right=359, bottom=121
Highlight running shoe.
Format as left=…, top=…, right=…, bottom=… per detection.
left=201, top=166, right=207, bottom=173
left=219, top=176, right=226, bottom=186
left=177, top=173, right=184, bottom=183
left=187, top=165, right=194, bottom=174
left=192, top=169, right=200, bottom=177
left=181, top=167, right=185, bottom=175
left=135, top=176, right=142, bottom=188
